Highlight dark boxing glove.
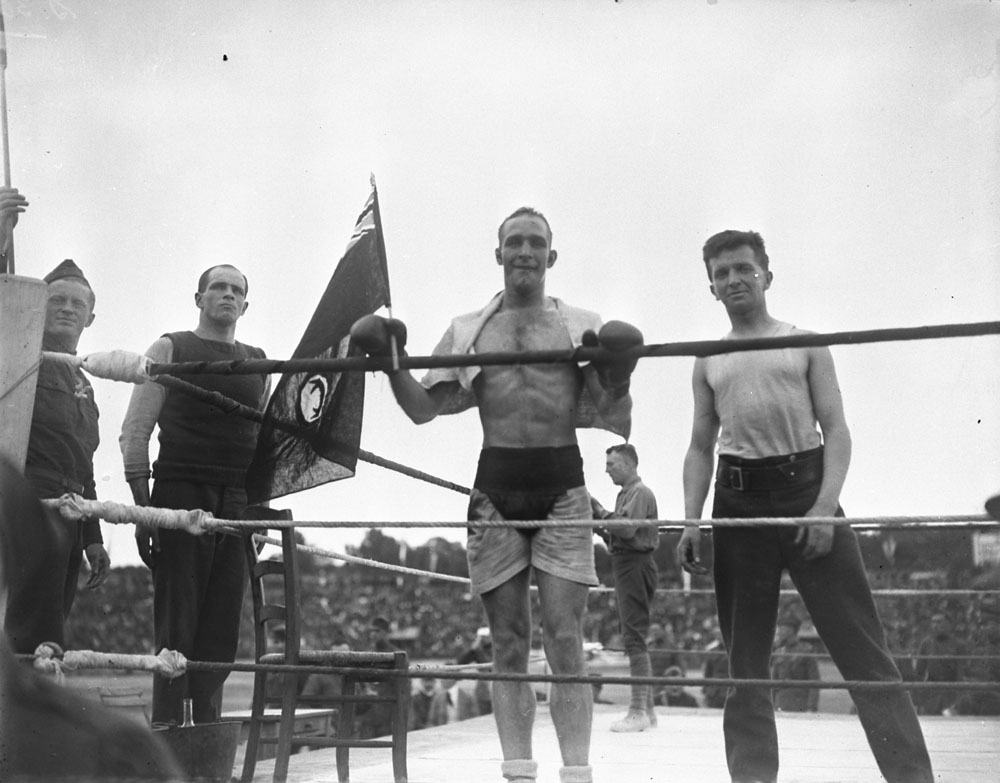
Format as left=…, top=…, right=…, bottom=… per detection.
left=350, top=314, right=408, bottom=359
left=584, top=320, right=643, bottom=399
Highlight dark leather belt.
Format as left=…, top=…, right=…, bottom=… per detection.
left=716, top=452, right=823, bottom=492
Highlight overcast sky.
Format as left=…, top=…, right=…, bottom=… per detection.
left=6, top=0, right=998, bottom=568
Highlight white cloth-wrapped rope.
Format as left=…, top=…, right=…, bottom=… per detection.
left=42, top=349, right=151, bottom=384
left=32, top=643, right=187, bottom=684
left=44, top=495, right=215, bottom=535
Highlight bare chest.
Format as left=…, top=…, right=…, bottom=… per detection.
left=474, top=309, right=572, bottom=353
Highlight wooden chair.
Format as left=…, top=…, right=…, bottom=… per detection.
left=240, top=512, right=410, bottom=783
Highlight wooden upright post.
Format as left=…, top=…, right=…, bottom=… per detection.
left=0, top=274, right=46, bottom=470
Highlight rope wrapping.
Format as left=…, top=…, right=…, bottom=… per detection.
left=32, top=645, right=186, bottom=683
left=42, top=349, right=150, bottom=383
left=46, top=495, right=214, bottom=534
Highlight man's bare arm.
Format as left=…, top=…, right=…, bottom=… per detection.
left=683, top=360, right=719, bottom=519
left=797, top=346, right=852, bottom=559
left=388, top=371, right=457, bottom=425
left=806, top=346, right=852, bottom=516
left=678, top=359, right=719, bottom=575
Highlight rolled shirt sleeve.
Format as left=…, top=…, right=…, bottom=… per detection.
left=119, top=337, right=172, bottom=481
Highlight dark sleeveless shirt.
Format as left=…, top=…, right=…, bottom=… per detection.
left=152, top=331, right=267, bottom=486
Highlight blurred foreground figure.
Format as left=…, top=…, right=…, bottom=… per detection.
left=0, top=456, right=181, bottom=781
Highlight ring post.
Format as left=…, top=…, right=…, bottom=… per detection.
left=0, top=274, right=46, bottom=470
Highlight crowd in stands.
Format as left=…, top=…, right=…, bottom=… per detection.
left=63, top=529, right=999, bottom=719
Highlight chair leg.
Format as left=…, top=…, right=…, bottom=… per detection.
left=336, top=677, right=356, bottom=783
left=272, top=672, right=299, bottom=783
left=241, top=669, right=268, bottom=783
left=392, top=667, right=409, bottom=782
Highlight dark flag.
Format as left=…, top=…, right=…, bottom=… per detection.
left=246, top=186, right=391, bottom=502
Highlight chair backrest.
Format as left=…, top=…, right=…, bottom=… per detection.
left=241, top=507, right=299, bottom=663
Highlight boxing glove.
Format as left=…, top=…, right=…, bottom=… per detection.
left=350, top=314, right=408, bottom=358
left=584, top=320, right=643, bottom=399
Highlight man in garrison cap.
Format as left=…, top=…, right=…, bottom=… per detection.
left=0, top=186, right=111, bottom=654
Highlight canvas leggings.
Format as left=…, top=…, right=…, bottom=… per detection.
left=612, top=549, right=657, bottom=710
left=712, top=474, right=933, bottom=783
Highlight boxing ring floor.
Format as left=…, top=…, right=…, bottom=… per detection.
left=237, top=701, right=999, bottom=783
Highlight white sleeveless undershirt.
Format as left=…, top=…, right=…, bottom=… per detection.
left=704, top=321, right=822, bottom=459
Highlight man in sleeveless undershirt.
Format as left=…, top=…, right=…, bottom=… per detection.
left=677, top=230, right=932, bottom=783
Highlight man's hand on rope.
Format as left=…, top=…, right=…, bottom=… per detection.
left=796, top=515, right=835, bottom=560
left=350, top=314, right=408, bottom=364
left=84, top=543, right=110, bottom=589
left=677, top=525, right=709, bottom=575
left=582, top=320, right=643, bottom=399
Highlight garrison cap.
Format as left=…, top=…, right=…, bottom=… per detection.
left=43, top=259, right=91, bottom=288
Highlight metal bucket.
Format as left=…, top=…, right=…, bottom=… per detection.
left=154, top=721, right=241, bottom=783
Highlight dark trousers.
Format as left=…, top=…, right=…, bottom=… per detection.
left=611, top=549, right=657, bottom=656
left=149, top=481, right=248, bottom=725
left=713, top=477, right=933, bottom=783
left=3, top=504, right=83, bottom=655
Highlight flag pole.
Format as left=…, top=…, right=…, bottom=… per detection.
left=370, top=173, right=398, bottom=371
left=0, top=4, right=14, bottom=274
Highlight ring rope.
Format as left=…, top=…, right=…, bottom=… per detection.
left=591, top=587, right=1000, bottom=597
left=596, top=646, right=1000, bottom=662
left=27, top=646, right=996, bottom=694
left=254, top=532, right=1000, bottom=598
left=263, top=534, right=1000, bottom=602
left=145, top=320, right=1000, bottom=377
left=36, top=358, right=472, bottom=497
left=40, top=496, right=997, bottom=533
left=152, top=372, right=471, bottom=495
left=253, top=533, right=471, bottom=585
